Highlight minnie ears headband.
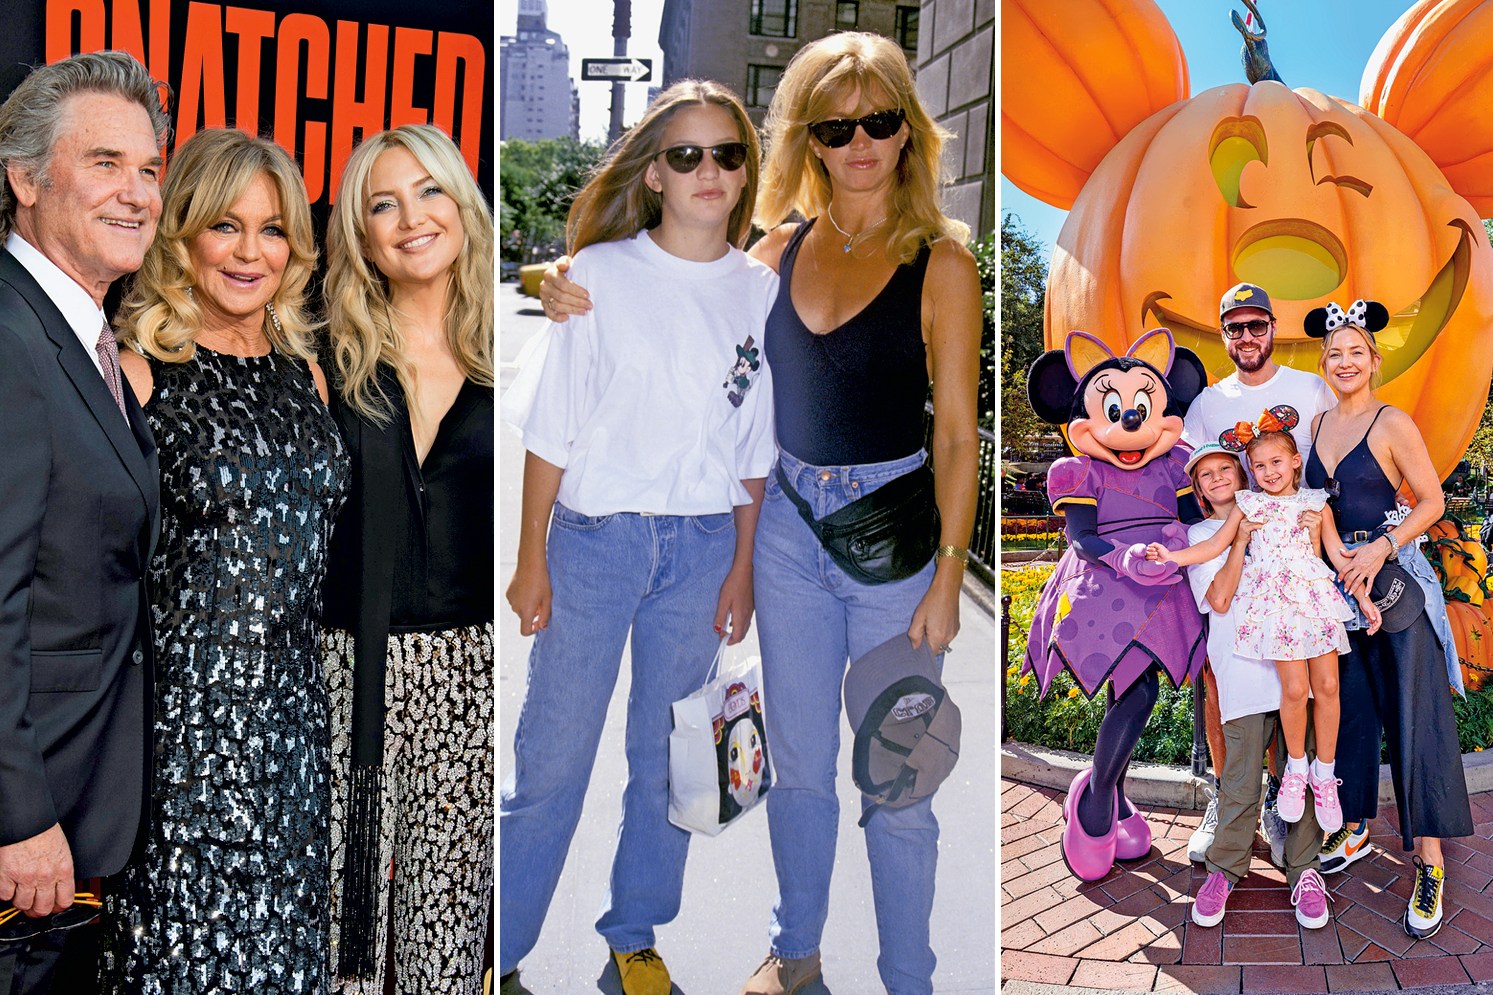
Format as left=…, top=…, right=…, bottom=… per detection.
left=1304, top=299, right=1390, bottom=338
left=1219, top=405, right=1300, bottom=451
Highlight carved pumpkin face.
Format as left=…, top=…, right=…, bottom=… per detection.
left=1046, top=80, right=1493, bottom=477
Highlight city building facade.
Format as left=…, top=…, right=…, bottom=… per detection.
left=500, top=0, right=581, bottom=141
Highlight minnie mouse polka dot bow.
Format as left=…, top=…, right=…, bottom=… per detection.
left=1323, top=300, right=1370, bottom=330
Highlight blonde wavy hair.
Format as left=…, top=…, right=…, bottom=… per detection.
left=567, top=79, right=759, bottom=254
left=756, top=32, right=969, bottom=262
left=116, top=129, right=317, bottom=362
left=325, top=124, right=494, bottom=423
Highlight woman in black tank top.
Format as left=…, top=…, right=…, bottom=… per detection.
left=1305, top=311, right=1470, bottom=942
left=538, top=32, right=984, bottom=995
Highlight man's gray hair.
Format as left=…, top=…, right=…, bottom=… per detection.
left=0, top=51, right=172, bottom=241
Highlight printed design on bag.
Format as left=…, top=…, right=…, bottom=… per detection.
left=713, top=679, right=772, bottom=822
left=723, top=335, right=762, bottom=408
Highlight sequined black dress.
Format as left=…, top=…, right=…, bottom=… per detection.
left=104, top=345, right=349, bottom=993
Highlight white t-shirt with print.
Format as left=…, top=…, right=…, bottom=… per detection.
left=504, top=228, right=780, bottom=517
left=1187, top=518, right=1283, bottom=723
left=1183, top=364, right=1337, bottom=464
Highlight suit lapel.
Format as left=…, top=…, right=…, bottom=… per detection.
left=0, top=252, right=158, bottom=525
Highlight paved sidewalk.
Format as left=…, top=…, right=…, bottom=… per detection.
left=497, top=284, right=996, bottom=994
left=1000, top=777, right=1493, bottom=993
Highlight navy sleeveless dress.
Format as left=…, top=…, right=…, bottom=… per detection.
left=1305, top=408, right=1470, bottom=848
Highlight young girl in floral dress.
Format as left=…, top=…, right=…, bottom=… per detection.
left=1149, top=425, right=1379, bottom=834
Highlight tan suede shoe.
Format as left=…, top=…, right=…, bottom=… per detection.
left=740, top=952, right=822, bottom=995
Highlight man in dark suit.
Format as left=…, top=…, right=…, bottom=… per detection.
left=0, top=51, right=168, bottom=994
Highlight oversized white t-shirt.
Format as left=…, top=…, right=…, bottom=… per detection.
left=504, top=229, right=780, bottom=516
left=1187, top=518, right=1284, bottom=722
left=1183, top=364, right=1337, bottom=465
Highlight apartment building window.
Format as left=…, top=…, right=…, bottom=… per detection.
left=836, top=1, right=858, bottom=28
left=747, top=64, right=784, bottom=108
left=895, top=5, right=919, bottom=50
left=751, top=0, right=798, bottom=37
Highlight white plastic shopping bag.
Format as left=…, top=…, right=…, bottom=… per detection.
left=667, top=639, right=773, bottom=835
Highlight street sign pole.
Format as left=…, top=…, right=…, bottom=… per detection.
left=609, top=0, right=630, bottom=146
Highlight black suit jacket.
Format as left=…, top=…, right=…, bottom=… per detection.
left=0, top=249, right=159, bottom=879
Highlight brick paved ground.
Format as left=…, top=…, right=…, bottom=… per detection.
left=1001, top=778, right=1493, bottom=993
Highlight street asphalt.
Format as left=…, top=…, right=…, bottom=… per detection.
left=495, top=282, right=997, bottom=994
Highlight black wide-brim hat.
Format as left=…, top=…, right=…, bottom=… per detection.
left=1370, top=561, right=1425, bottom=634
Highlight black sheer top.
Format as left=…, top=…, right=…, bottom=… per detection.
left=322, top=371, right=494, bottom=634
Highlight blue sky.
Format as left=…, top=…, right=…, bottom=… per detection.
left=1002, top=1, right=1427, bottom=253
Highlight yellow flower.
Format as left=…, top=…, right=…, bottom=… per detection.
left=1006, top=664, right=1020, bottom=677
left=1019, top=674, right=1033, bottom=687
left=1067, top=687, right=1081, bottom=699
left=1478, top=746, right=1485, bottom=752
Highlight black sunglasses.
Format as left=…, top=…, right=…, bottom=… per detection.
left=1221, top=318, right=1273, bottom=340
left=655, top=143, right=749, bottom=174
left=0, top=893, right=103, bottom=946
left=808, top=108, right=906, bottom=148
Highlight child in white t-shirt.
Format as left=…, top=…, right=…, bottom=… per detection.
left=498, top=81, right=779, bottom=994
left=1178, top=444, right=1332, bottom=934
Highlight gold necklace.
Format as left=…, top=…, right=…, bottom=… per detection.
left=826, top=204, right=887, bottom=253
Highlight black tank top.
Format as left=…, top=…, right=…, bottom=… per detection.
left=764, top=218, right=931, bottom=465
left=1304, top=406, right=1396, bottom=533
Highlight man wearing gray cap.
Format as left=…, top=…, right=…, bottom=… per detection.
left=1179, top=282, right=1337, bottom=868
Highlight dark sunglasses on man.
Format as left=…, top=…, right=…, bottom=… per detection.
left=0, top=893, right=103, bottom=945
left=1220, top=318, right=1273, bottom=340
left=654, top=142, right=749, bottom=174
left=808, top=108, right=906, bottom=148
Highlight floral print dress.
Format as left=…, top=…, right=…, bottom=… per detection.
left=1234, top=488, right=1354, bottom=661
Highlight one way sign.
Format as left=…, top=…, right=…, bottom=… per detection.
left=581, top=57, right=653, bottom=82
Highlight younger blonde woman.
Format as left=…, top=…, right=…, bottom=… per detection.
left=500, top=80, right=777, bottom=995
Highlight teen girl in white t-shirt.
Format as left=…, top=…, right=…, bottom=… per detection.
left=498, top=82, right=780, bottom=994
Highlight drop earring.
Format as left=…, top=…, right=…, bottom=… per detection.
left=265, top=300, right=283, bottom=336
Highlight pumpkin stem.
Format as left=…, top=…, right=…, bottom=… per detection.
left=1231, top=0, right=1285, bottom=85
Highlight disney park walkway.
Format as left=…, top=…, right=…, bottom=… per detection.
left=1000, top=775, right=1493, bottom=994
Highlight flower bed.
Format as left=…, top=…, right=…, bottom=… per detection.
left=1004, top=563, right=1493, bottom=761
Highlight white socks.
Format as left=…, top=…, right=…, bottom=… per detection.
left=1286, top=754, right=1309, bottom=776
left=1312, top=758, right=1335, bottom=781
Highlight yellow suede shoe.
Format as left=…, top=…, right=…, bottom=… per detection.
left=611, top=947, right=672, bottom=995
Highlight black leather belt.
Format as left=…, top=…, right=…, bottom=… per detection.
left=1340, top=529, right=1384, bottom=544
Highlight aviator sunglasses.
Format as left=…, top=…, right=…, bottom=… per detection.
left=809, top=108, right=906, bottom=148
left=654, top=142, right=749, bottom=174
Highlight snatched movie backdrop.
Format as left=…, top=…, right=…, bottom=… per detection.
left=0, top=0, right=494, bottom=213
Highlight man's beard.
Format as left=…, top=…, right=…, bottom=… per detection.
left=1230, top=338, right=1274, bottom=373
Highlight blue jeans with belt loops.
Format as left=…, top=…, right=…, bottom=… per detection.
left=754, top=448, right=941, bottom=995
left=498, top=503, right=736, bottom=972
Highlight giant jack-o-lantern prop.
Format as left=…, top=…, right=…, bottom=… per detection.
left=1002, top=0, right=1188, bottom=210
left=1361, top=0, right=1493, bottom=218
left=1005, top=1, right=1493, bottom=478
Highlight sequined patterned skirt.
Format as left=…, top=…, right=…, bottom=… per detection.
left=323, top=623, right=495, bottom=994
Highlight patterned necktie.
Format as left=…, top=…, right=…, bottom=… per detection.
left=95, top=321, right=128, bottom=417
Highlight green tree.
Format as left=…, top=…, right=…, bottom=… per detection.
left=1001, top=214, right=1051, bottom=456
left=499, top=138, right=607, bottom=265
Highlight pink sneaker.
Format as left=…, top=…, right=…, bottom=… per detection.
left=1310, top=771, right=1344, bottom=832
left=1277, top=770, right=1308, bottom=823
left=1191, top=871, right=1232, bottom=927
left=1292, top=868, right=1331, bottom=928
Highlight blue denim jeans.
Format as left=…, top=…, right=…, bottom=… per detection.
left=754, top=449, right=941, bottom=995
left=498, top=504, right=736, bottom=972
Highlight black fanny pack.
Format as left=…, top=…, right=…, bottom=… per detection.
left=774, top=461, right=941, bottom=585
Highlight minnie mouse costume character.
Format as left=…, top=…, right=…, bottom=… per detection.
left=1024, top=328, right=1208, bottom=880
